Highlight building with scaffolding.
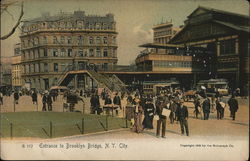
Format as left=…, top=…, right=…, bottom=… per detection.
left=20, top=10, right=118, bottom=90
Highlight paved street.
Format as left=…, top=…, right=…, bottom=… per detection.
left=0, top=95, right=249, bottom=140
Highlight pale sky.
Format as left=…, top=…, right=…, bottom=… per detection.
left=1, top=0, right=249, bottom=65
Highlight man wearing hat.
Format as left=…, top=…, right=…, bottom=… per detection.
left=155, top=96, right=167, bottom=138
left=228, top=94, right=239, bottom=120
left=142, top=97, right=155, bottom=129
left=202, top=97, right=211, bottom=120
left=176, top=99, right=189, bottom=136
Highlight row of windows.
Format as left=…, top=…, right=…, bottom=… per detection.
left=23, top=21, right=115, bottom=33
left=22, top=48, right=117, bottom=60
left=154, top=29, right=173, bottom=37
left=21, top=36, right=116, bottom=48
left=23, top=62, right=113, bottom=73
left=154, top=61, right=192, bottom=68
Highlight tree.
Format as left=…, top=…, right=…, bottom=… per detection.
left=0, top=1, right=24, bottom=40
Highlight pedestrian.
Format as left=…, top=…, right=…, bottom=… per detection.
left=228, top=95, right=239, bottom=120
left=155, top=96, right=167, bottom=138
left=215, top=97, right=223, bottom=119
left=31, top=90, right=38, bottom=104
left=132, top=94, right=143, bottom=133
left=14, top=91, right=19, bottom=104
left=125, top=93, right=135, bottom=127
left=90, top=92, right=101, bottom=114
left=194, top=96, right=201, bottom=119
left=42, top=93, right=47, bottom=111
left=202, top=97, right=211, bottom=120
left=0, top=91, right=3, bottom=105
left=169, top=99, right=177, bottom=124
left=142, top=97, right=155, bottom=129
left=113, top=92, right=121, bottom=115
left=176, top=99, right=189, bottom=136
left=47, top=93, right=53, bottom=111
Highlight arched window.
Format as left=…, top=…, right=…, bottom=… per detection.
left=78, top=49, right=83, bottom=57
left=89, top=37, right=94, bottom=44
left=89, top=49, right=94, bottom=57
left=67, top=36, right=72, bottom=44
left=96, top=48, right=101, bottom=57
left=103, top=37, right=108, bottom=44
left=53, top=36, right=57, bottom=44
left=78, top=36, right=83, bottom=45
left=103, top=48, right=108, bottom=57
left=61, top=36, right=65, bottom=44
left=96, top=37, right=101, bottom=44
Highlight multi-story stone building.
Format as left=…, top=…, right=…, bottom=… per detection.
left=20, top=11, right=118, bottom=90
left=0, top=57, right=12, bottom=87
left=153, top=21, right=181, bottom=44
left=12, top=43, right=22, bottom=90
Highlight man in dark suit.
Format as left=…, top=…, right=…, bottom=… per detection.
left=90, top=92, right=101, bottom=114
left=155, top=96, right=167, bottom=138
left=202, top=97, right=211, bottom=120
left=176, top=99, right=189, bottom=136
left=228, top=95, right=239, bottom=120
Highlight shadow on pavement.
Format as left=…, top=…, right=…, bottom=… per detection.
left=231, top=122, right=249, bottom=127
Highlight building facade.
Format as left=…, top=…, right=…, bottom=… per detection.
left=12, top=43, right=22, bottom=89
left=20, top=11, right=118, bottom=90
left=170, top=6, right=250, bottom=92
left=0, top=57, right=12, bottom=87
left=153, top=21, right=181, bottom=44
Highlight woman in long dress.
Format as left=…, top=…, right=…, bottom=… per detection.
left=132, top=95, right=143, bottom=133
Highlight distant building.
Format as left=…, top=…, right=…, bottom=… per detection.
left=12, top=43, right=22, bottom=89
left=20, top=10, right=118, bottom=90
left=0, top=57, right=12, bottom=87
left=153, top=21, right=181, bottom=44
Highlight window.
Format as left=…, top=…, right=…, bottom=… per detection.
left=53, top=36, right=57, bottom=44
left=44, top=49, right=48, bottom=57
left=77, top=21, right=83, bottom=29
left=89, top=37, right=93, bottom=44
left=67, top=49, right=72, bottom=57
left=89, top=49, right=94, bottom=57
left=96, top=23, right=100, bottom=30
left=96, top=37, right=101, bottom=44
left=103, top=48, right=108, bottom=57
left=67, top=36, right=72, bottom=44
left=54, top=63, right=58, bottom=72
left=44, top=63, right=48, bottom=72
left=78, top=49, right=83, bottom=57
left=103, top=37, right=108, bottom=44
left=103, top=63, right=108, bottom=70
left=78, top=36, right=83, bottom=45
left=96, top=48, right=101, bottom=57
left=61, top=48, right=66, bottom=57
left=113, top=49, right=117, bottom=57
left=61, top=36, right=65, bottom=44
left=220, top=39, right=236, bottom=55
left=53, top=49, right=58, bottom=57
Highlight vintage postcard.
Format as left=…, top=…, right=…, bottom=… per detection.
left=0, top=0, right=249, bottom=160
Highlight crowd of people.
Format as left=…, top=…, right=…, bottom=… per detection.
left=0, top=86, right=242, bottom=138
